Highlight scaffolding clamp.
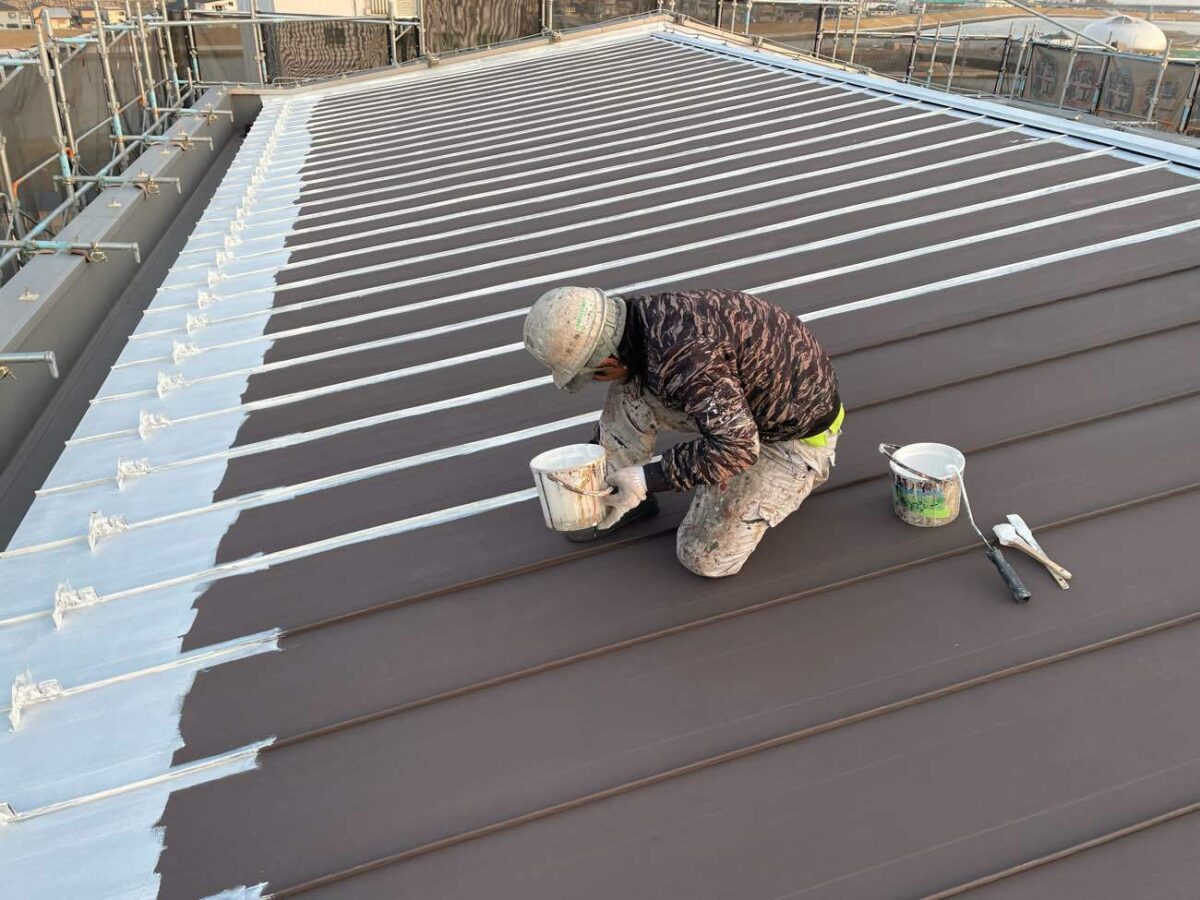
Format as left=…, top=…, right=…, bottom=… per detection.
left=0, top=239, right=140, bottom=263
left=157, top=371, right=187, bottom=398
left=53, top=581, right=102, bottom=628
left=87, top=511, right=129, bottom=551
left=138, top=410, right=172, bottom=440
left=151, top=105, right=234, bottom=125
left=10, top=671, right=65, bottom=731
left=53, top=171, right=180, bottom=196
left=113, top=133, right=213, bottom=152
left=116, top=456, right=152, bottom=490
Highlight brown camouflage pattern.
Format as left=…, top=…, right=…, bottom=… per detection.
left=621, top=289, right=840, bottom=491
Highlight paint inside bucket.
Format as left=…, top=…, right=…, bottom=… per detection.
left=885, top=442, right=966, bottom=527
left=530, top=444, right=610, bottom=532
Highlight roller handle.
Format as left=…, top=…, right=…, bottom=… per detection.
left=986, top=546, right=1032, bottom=604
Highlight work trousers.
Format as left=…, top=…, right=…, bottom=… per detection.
left=598, top=380, right=838, bottom=578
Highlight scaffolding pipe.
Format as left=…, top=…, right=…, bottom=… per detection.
left=926, top=22, right=942, bottom=86
left=0, top=352, right=59, bottom=379
left=999, top=0, right=1117, bottom=52
left=151, top=1, right=180, bottom=106
left=94, top=1, right=127, bottom=158
left=1009, top=26, right=1032, bottom=99
left=830, top=3, right=842, bottom=61
left=249, top=1, right=268, bottom=84
left=0, top=131, right=22, bottom=240
left=124, top=0, right=150, bottom=132
left=45, top=14, right=80, bottom=188
left=415, top=0, right=426, bottom=58
left=1144, top=40, right=1172, bottom=125
left=994, top=22, right=1014, bottom=93
left=945, top=22, right=962, bottom=92
left=0, top=239, right=141, bottom=262
left=744, top=0, right=753, bottom=35
left=849, top=0, right=861, bottom=65
left=135, top=3, right=162, bottom=124
left=182, top=7, right=201, bottom=86
left=1058, top=33, right=1080, bottom=108
left=34, top=12, right=75, bottom=209
left=905, top=10, right=923, bottom=83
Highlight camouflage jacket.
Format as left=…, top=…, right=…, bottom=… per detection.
left=620, top=289, right=840, bottom=492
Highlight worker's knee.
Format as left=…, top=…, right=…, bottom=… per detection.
left=676, top=534, right=746, bottom=578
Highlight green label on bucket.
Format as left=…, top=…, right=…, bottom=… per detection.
left=895, top=484, right=953, bottom=517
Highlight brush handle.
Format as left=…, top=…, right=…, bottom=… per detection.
left=986, top=546, right=1032, bottom=603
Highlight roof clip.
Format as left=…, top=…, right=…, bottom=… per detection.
left=172, top=341, right=202, bottom=364
left=88, top=511, right=129, bottom=551
left=138, top=410, right=172, bottom=439
left=206, top=269, right=224, bottom=288
left=116, top=456, right=152, bottom=490
left=157, top=371, right=187, bottom=398
left=426, top=53, right=441, bottom=67
left=185, top=313, right=209, bottom=335
left=196, top=290, right=218, bottom=309
left=223, top=233, right=241, bottom=252
left=10, top=670, right=64, bottom=730
left=53, top=581, right=101, bottom=627
left=0, top=803, right=15, bottom=825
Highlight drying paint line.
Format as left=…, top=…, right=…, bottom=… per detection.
left=261, top=78, right=826, bottom=200
left=795, top=217, right=1200, bottom=321
left=188, top=111, right=970, bottom=257
left=116, top=139, right=1036, bottom=377
left=0, top=740, right=273, bottom=825
left=182, top=116, right=988, bottom=264
left=4, top=630, right=280, bottom=729
left=130, top=150, right=1152, bottom=360
left=154, top=145, right=1113, bottom=332
left=245, top=97, right=891, bottom=223
left=160, top=130, right=1030, bottom=296
left=17, top=413, right=600, bottom=553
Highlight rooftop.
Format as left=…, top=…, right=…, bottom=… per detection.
left=3, top=16, right=1200, bottom=900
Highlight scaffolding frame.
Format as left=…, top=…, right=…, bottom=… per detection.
left=0, top=2, right=424, bottom=285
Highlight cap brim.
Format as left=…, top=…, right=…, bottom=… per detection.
left=561, top=370, right=593, bottom=393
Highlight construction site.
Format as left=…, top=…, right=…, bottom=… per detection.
left=2, top=1, right=1200, bottom=898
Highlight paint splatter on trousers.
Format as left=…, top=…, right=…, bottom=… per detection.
left=598, top=380, right=839, bottom=578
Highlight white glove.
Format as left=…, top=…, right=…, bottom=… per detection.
left=599, top=466, right=648, bottom=530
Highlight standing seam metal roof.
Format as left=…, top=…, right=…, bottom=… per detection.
left=3, top=19, right=1200, bottom=899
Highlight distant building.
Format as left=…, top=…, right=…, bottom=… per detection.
left=0, top=1, right=26, bottom=29
left=30, top=5, right=74, bottom=30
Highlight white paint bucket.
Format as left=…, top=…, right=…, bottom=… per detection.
left=880, top=442, right=966, bottom=527
left=530, top=444, right=612, bottom=532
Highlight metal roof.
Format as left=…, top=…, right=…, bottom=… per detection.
left=3, top=18, right=1200, bottom=899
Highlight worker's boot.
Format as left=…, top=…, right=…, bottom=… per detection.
left=565, top=495, right=659, bottom=543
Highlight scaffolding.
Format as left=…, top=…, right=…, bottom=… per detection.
left=0, top=2, right=423, bottom=289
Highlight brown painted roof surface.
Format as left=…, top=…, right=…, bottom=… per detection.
left=95, top=27, right=1200, bottom=899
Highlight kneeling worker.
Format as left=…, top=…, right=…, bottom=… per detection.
left=523, top=287, right=844, bottom=578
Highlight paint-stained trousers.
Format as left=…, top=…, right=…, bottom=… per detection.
left=598, top=380, right=838, bottom=578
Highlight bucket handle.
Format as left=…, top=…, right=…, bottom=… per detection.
left=547, top=471, right=614, bottom=498
left=878, top=443, right=947, bottom=483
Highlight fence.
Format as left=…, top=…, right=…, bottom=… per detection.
left=808, top=24, right=1200, bottom=135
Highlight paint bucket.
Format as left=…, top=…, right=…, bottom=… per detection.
left=879, top=442, right=966, bottom=527
left=530, top=444, right=613, bottom=532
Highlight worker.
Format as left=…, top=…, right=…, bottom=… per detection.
left=523, top=286, right=844, bottom=578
